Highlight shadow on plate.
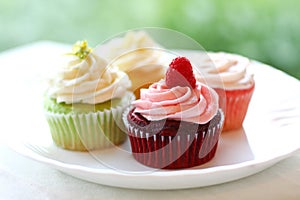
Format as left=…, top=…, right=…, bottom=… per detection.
left=195, top=127, right=254, bottom=169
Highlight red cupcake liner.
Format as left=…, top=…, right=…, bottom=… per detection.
left=215, top=83, right=255, bottom=132
left=125, top=110, right=224, bottom=169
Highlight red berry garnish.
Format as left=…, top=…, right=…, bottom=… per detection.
left=165, top=57, right=196, bottom=88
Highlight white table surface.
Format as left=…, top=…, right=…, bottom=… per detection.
left=0, top=41, right=300, bottom=200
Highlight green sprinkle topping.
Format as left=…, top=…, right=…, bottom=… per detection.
left=67, top=40, right=92, bottom=59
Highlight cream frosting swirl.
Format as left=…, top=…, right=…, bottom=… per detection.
left=94, top=31, right=168, bottom=90
left=132, top=80, right=219, bottom=124
left=185, top=51, right=254, bottom=90
left=95, top=31, right=162, bottom=63
left=47, top=52, right=131, bottom=104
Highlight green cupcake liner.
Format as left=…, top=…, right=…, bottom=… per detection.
left=45, top=105, right=128, bottom=151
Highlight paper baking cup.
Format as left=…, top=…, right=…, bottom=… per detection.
left=123, top=109, right=224, bottom=169
left=217, top=83, right=255, bottom=132
left=45, top=106, right=127, bottom=151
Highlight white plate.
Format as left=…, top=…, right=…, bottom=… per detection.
left=5, top=50, right=300, bottom=190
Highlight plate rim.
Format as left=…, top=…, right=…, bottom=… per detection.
left=9, top=140, right=299, bottom=190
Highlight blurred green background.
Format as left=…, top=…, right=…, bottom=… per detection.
left=1, top=0, right=299, bottom=79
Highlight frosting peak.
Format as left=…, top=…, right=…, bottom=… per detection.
left=94, top=31, right=167, bottom=91
left=95, top=31, right=161, bottom=62
left=47, top=52, right=131, bottom=104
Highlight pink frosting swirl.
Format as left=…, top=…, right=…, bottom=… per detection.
left=132, top=80, right=219, bottom=124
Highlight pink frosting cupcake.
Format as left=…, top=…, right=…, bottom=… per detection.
left=123, top=57, right=224, bottom=169
left=194, top=52, right=255, bottom=132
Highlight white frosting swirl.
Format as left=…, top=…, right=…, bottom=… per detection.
left=182, top=51, right=254, bottom=90
left=47, top=52, right=131, bottom=104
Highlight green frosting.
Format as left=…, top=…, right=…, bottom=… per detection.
left=44, top=96, right=128, bottom=114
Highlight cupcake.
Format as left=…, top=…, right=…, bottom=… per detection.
left=44, top=40, right=134, bottom=151
left=123, top=57, right=224, bottom=169
left=193, top=52, right=255, bottom=131
left=94, top=31, right=167, bottom=98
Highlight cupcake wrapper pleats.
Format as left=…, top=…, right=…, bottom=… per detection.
left=45, top=106, right=126, bottom=151
left=217, top=84, right=255, bottom=132
left=123, top=109, right=224, bottom=169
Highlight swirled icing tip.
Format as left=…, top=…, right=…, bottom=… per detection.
left=165, top=57, right=196, bottom=89
left=66, top=40, right=92, bottom=60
